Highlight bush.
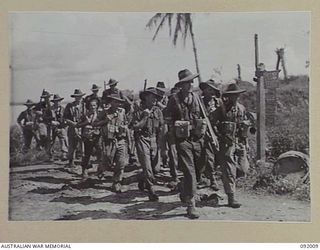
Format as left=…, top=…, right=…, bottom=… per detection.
left=10, top=124, right=50, bottom=166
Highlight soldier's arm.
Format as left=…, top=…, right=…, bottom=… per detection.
left=17, top=112, right=25, bottom=127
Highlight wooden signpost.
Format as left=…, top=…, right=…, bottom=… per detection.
left=255, top=34, right=280, bottom=162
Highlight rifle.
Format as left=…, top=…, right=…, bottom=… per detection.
left=143, top=79, right=147, bottom=91
left=195, top=94, right=219, bottom=151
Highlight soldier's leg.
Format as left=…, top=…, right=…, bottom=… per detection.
left=219, top=143, right=241, bottom=208
left=136, top=136, right=158, bottom=201
left=168, top=141, right=178, bottom=181
left=151, top=136, right=161, bottom=174
left=112, top=140, right=128, bottom=192
left=67, top=128, right=76, bottom=166
left=23, top=129, right=33, bottom=152
left=81, top=138, right=93, bottom=174
left=176, top=140, right=197, bottom=201
left=57, top=128, right=68, bottom=160
left=177, top=139, right=199, bottom=219
left=204, top=140, right=219, bottom=190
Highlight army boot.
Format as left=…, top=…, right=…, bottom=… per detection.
left=148, top=187, right=159, bottom=202
left=186, top=198, right=199, bottom=219
left=227, top=193, right=241, bottom=208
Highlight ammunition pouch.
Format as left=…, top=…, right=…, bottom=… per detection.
left=237, top=122, right=250, bottom=138
left=174, top=120, right=191, bottom=139
left=220, top=121, right=237, bottom=142
left=82, top=125, right=100, bottom=140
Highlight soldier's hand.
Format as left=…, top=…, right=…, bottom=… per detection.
left=142, top=109, right=151, bottom=117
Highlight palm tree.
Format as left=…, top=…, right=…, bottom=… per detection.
left=146, top=13, right=202, bottom=82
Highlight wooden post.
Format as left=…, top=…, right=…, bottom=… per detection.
left=255, top=34, right=266, bottom=162
left=237, top=64, right=241, bottom=81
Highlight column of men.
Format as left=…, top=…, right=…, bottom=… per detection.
left=17, top=69, right=253, bottom=219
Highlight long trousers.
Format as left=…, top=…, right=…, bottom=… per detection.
left=82, top=136, right=102, bottom=170
left=67, top=127, right=82, bottom=164
left=51, top=127, right=68, bottom=158
left=218, top=141, right=249, bottom=194
left=176, top=138, right=204, bottom=200
left=100, top=138, right=128, bottom=183
left=135, top=135, right=158, bottom=190
left=22, top=129, right=34, bottom=152
left=166, top=129, right=178, bottom=180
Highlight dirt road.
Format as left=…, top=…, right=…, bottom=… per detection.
left=9, top=162, right=310, bottom=221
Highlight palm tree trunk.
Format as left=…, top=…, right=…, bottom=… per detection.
left=189, top=22, right=202, bottom=83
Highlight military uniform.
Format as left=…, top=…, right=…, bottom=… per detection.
left=50, top=98, right=68, bottom=160
left=17, top=100, right=36, bottom=152
left=131, top=89, right=163, bottom=201
left=78, top=108, right=102, bottom=176
left=211, top=83, right=250, bottom=208
left=63, top=90, right=85, bottom=166
left=97, top=105, right=128, bottom=191
left=166, top=91, right=206, bottom=200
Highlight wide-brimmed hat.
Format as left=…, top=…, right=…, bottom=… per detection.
left=41, top=89, right=53, bottom=98
left=50, top=94, right=64, bottom=102
left=176, top=69, right=199, bottom=87
left=199, top=79, right=220, bottom=92
left=223, top=83, right=246, bottom=95
left=139, top=87, right=163, bottom=100
left=106, top=78, right=118, bottom=86
left=91, top=84, right=101, bottom=91
left=70, top=89, right=86, bottom=98
left=106, top=93, right=125, bottom=103
left=24, top=99, right=35, bottom=106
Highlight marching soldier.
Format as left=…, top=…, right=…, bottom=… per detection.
left=199, top=79, right=221, bottom=191
left=166, top=69, right=207, bottom=219
left=63, top=89, right=86, bottom=168
left=17, top=99, right=36, bottom=152
left=94, top=94, right=129, bottom=192
left=34, top=89, right=54, bottom=157
left=84, top=84, right=102, bottom=111
left=77, top=98, right=102, bottom=178
left=164, top=86, right=181, bottom=187
left=50, top=94, right=68, bottom=161
left=131, top=88, right=164, bottom=201
left=211, top=82, right=251, bottom=208
left=102, top=78, right=124, bottom=107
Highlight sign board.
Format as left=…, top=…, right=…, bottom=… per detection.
left=263, top=71, right=280, bottom=126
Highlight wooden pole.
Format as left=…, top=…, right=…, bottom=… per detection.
left=237, top=64, right=241, bottom=81
left=255, top=34, right=266, bottom=163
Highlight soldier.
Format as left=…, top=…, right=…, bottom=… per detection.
left=211, top=82, right=251, bottom=208
left=94, top=94, right=128, bottom=192
left=77, top=98, right=102, bottom=178
left=166, top=69, right=207, bottom=219
left=131, top=88, right=163, bottom=201
left=50, top=94, right=68, bottom=161
left=34, top=89, right=54, bottom=156
left=102, top=78, right=124, bottom=107
left=17, top=99, right=36, bottom=152
left=198, top=79, right=221, bottom=191
left=84, top=84, right=102, bottom=111
left=63, top=89, right=86, bottom=168
left=164, top=86, right=181, bottom=188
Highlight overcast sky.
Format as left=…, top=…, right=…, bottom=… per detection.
left=10, top=12, right=310, bottom=103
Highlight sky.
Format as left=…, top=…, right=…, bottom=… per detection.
left=10, top=12, right=310, bottom=103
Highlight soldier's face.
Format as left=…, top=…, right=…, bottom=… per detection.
left=145, top=94, right=157, bottom=106
left=181, top=81, right=192, bottom=93
left=89, top=101, right=98, bottom=111
left=75, top=96, right=82, bottom=102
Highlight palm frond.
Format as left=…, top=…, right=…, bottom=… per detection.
left=182, top=13, right=191, bottom=47
left=146, top=13, right=164, bottom=29
left=152, top=14, right=169, bottom=41
left=167, top=13, right=173, bottom=37
left=173, top=13, right=182, bottom=46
